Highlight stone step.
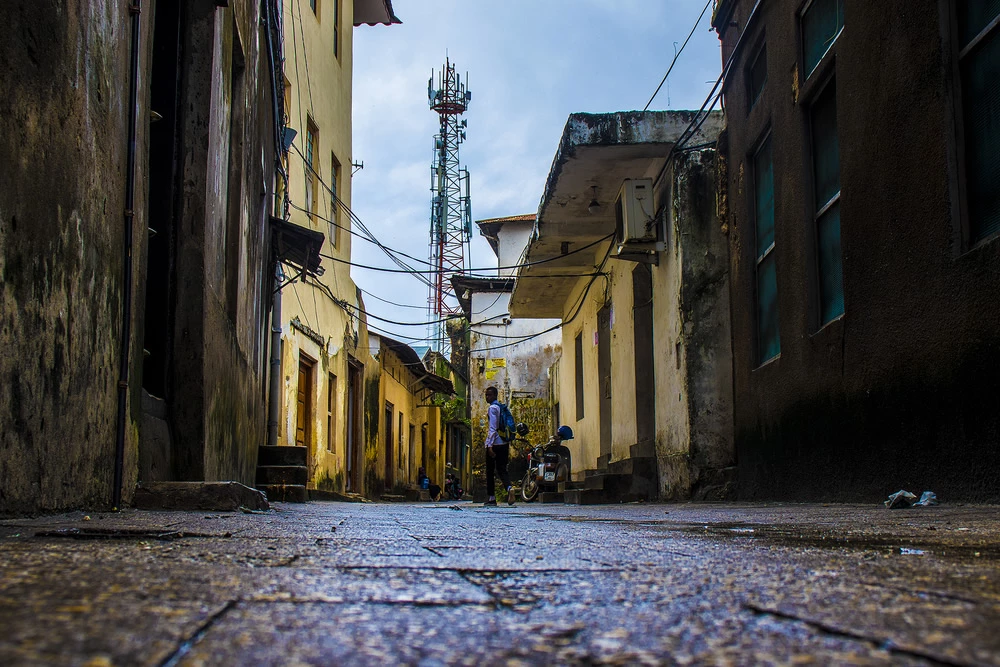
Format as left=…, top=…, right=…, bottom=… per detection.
left=257, top=445, right=307, bottom=467
left=607, top=456, right=657, bottom=478
left=563, top=489, right=608, bottom=505
left=255, top=465, right=307, bottom=486
left=257, top=484, right=307, bottom=503
left=538, top=491, right=565, bottom=503
left=381, top=494, right=406, bottom=502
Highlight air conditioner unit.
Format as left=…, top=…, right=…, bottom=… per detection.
left=614, top=179, right=656, bottom=245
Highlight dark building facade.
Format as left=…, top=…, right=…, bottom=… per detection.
left=0, top=0, right=286, bottom=513
left=712, top=0, right=1000, bottom=501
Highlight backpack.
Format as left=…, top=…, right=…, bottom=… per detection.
left=496, top=402, right=516, bottom=442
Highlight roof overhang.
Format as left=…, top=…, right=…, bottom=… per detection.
left=354, top=0, right=401, bottom=26
left=451, top=275, right=515, bottom=318
left=509, top=111, right=723, bottom=318
left=475, top=214, right=535, bottom=257
left=271, top=216, right=325, bottom=277
left=378, top=335, right=455, bottom=397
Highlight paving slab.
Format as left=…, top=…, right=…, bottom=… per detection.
left=0, top=501, right=997, bottom=665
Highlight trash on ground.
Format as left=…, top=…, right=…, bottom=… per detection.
left=885, top=490, right=917, bottom=509
left=884, top=489, right=939, bottom=508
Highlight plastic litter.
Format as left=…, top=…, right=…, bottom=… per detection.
left=884, top=489, right=938, bottom=509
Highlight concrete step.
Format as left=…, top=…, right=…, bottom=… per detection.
left=134, top=481, right=269, bottom=511
left=257, top=445, right=307, bottom=467
left=257, top=484, right=307, bottom=503
left=381, top=494, right=406, bottom=502
left=255, top=465, right=307, bottom=486
left=607, top=456, right=657, bottom=478
left=563, top=488, right=608, bottom=505
left=538, top=491, right=565, bottom=503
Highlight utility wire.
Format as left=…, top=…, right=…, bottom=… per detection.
left=359, top=287, right=428, bottom=311
left=289, top=144, right=614, bottom=274
left=643, top=0, right=713, bottom=111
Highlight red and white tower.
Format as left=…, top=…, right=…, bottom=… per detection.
left=427, top=58, right=472, bottom=354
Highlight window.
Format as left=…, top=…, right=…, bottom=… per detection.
left=801, top=0, right=844, bottom=77
left=309, top=0, right=317, bottom=17
left=305, top=119, right=318, bottom=218
left=333, top=0, right=340, bottom=58
left=957, top=1, right=1000, bottom=242
left=327, top=373, right=337, bottom=452
left=810, top=82, right=844, bottom=324
left=753, top=137, right=780, bottom=364
left=574, top=332, right=584, bottom=420
left=747, top=43, right=767, bottom=111
left=330, top=153, right=341, bottom=247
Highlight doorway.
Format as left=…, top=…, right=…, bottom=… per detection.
left=598, top=304, right=612, bottom=463
left=296, top=356, right=315, bottom=476
left=633, top=266, right=655, bottom=448
left=346, top=359, right=363, bottom=493
left=142, top=0, right=182, bottom=398
left=384, top=401, right=394, bottom=490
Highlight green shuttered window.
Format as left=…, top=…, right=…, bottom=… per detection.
left=754, top=138, right=780, bottom=364
left=811, top=83, right=844, bottom=324
left=958, top=1, right=1000, bottom=243
left=802, top=0, right=844, bottom=77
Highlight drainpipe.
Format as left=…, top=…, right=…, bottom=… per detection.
left=113, top=0, right=143, bottom=510
left=267, top=264, right=283, bottom=446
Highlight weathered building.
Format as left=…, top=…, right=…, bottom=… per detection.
left=369, top=335, right=453, bottom=496
left=712, top=0, right=1000, bottom=501
left=454, top=214, right=563, bottom=497
left=510, top=111, right=734, bottom=502
left=271, top=0, right=399, bottom=498
left=0, top=0, right=292, bottom=513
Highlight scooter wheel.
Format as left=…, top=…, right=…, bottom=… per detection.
left=521, top=471, right=539, bottom=502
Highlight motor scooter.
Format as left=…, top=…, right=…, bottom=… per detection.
left=520, top=425, right=574, bottom=502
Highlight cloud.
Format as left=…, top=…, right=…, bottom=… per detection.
left=348, top=0, right=723, bottom=342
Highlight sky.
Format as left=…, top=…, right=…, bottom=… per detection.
left=350, top=0, right=722, bottom=346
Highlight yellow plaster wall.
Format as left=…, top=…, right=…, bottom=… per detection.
left=275, top=0, right=372, bottom=494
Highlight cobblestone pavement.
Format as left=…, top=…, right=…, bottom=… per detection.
left=1, top=501, right=998, bottom=665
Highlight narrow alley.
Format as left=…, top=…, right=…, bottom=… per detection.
left=2, top=500, right=998, bottom=665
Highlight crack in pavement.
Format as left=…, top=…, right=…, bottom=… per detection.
left=159, top=599, right=239, bottom=667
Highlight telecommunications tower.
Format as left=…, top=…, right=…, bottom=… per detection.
left=427, top=58, right=472, bottom=354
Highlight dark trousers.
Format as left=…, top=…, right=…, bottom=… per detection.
left=485, top=444, right=511, bottom=496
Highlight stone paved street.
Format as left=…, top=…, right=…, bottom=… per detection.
left=1, top=501, right=998, bottom=665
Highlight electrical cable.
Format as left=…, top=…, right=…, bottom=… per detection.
left=466, top=237, right=616, bottom=353
left=643, top=0, right=714, bottom=111
left=359, top=287, right=428, bottom=311
left=285, top=152, right=615, bottom=275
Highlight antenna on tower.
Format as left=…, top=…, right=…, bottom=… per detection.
left=427, top=57, right=472, bottom=357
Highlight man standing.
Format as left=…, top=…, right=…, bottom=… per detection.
left=483, top=386, right=513, bottom=507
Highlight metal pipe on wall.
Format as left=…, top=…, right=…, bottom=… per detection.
left=267, top=264, right=283, bottom=447
left=113, top=0, right=143, bottom=509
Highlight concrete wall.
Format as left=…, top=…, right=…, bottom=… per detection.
left=468, top=291, right=561, bottom=493
left=497, top=222, right=533, bottom=277
left=0, top=0, right=149, bottom=512
left=166, top=1, right=276, bottom=487
left=716, top=0, right=1000, bottom=501
left=275, top=0, right=383, bottom=497
left=0, top=0, right=279, bottom=512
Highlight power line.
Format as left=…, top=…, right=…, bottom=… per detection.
left=643, top=0, right=713, bottom=111
left=287, top=146, right=615, bottom=274
left=359, top=287, right=428, bottom=311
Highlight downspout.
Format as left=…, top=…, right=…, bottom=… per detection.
left=264, top=0, right=284, bottom=447
left=113, top=0, right=143, bottom=509
left=267, top=264, right=283, bottom=446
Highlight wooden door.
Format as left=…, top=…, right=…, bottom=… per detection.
left=296, top=358, right=314, bottom=449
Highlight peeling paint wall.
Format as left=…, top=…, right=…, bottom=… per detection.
left=0, top=0, right=149, bottom=512
left=468, top=291, right=561, bottom=494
